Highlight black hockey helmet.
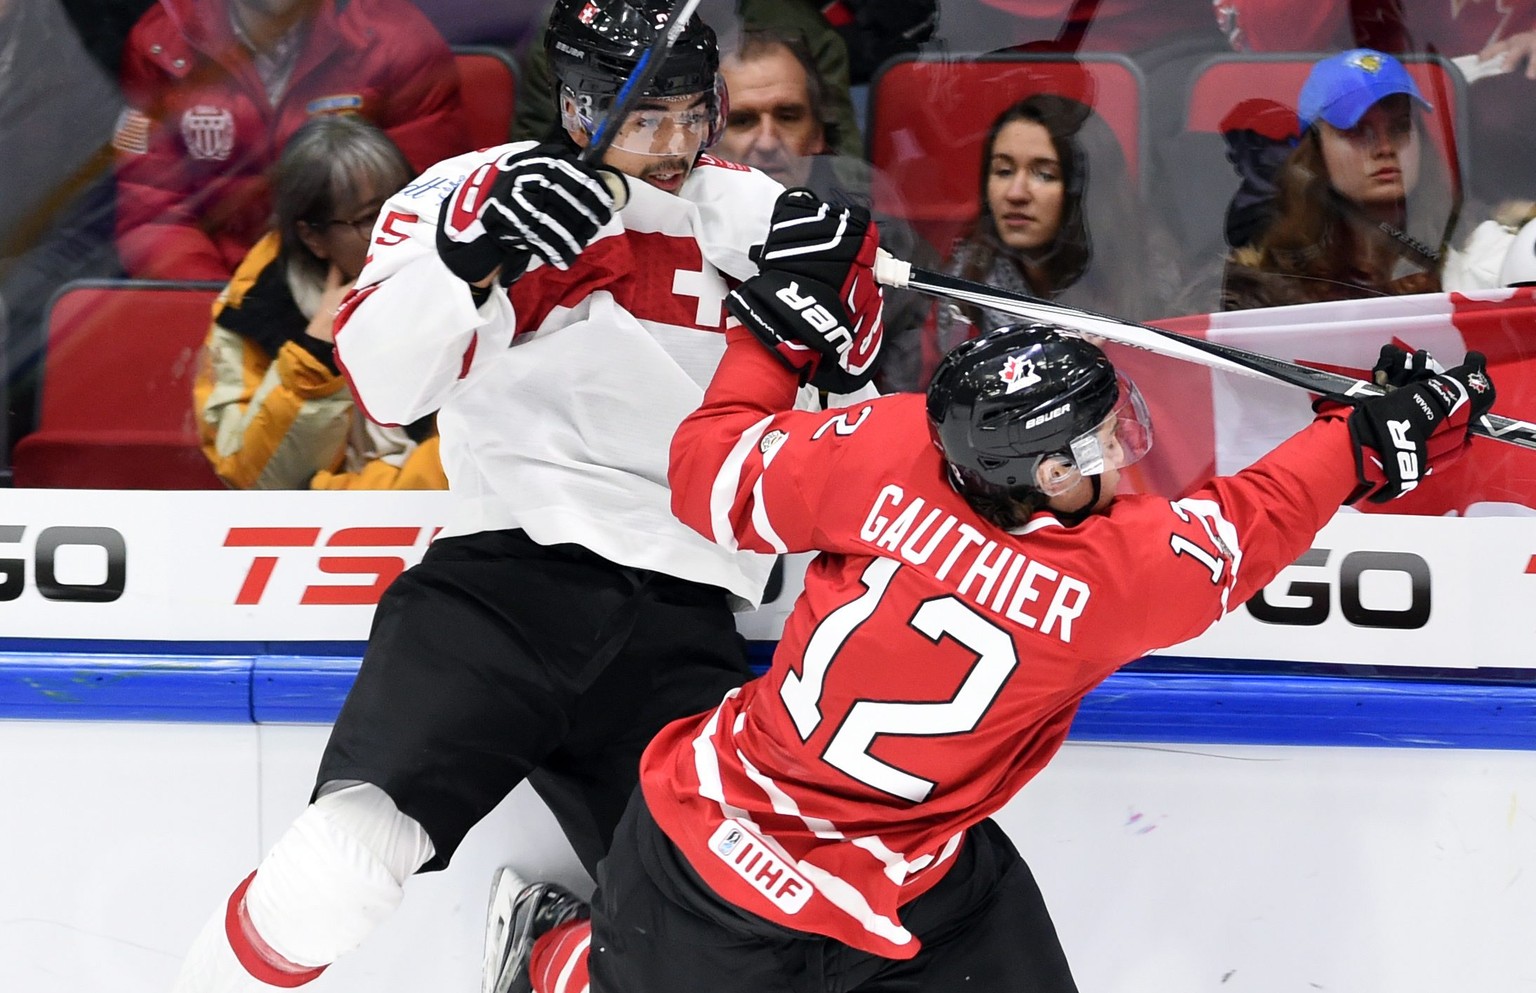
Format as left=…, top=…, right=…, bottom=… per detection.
left=926, top=322, right=1152, bottom=503
left=547, top=0, right=726, bottom=149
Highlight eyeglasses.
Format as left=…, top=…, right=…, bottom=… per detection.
left=312, top=201, right=384, bottom=239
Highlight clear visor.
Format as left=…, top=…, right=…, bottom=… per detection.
left=1036, top=374, right=1154, bottom=496
left=567, top=90, right=715, bottom=157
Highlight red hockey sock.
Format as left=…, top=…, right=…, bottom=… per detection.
left=225, top=871, right=328, bottom=988
left=529, top=919, right=592, bottom=993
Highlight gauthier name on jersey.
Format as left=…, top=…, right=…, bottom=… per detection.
left=859, top=483, right=1090, bottom=642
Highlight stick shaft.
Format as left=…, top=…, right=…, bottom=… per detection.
left=873, top=250, right=1536, bottom=452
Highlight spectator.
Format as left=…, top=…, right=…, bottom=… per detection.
left=483, top=198, right=1496, bottom=991
left=938, top=0, right=1223, bottom=56
left=1441, top=200, right=1536, bottom=291
left=817, top=0, right=937, bottom=86
left=194, top=116, right=445, bottom=490
left=1, top=0, right=126, bottom=466
left=1216, top=0, right=1536, bottom=205
left=113, top=0, right=471, bottom=282
left=1500, top=215, right=1536, bottom=287
left=930, top=93, right=1172, bottom=380
left=514, top=0, right=865, bottom=158
left=716, top=27, right=939, bottom=392
left=1220, top=50, right=1456, bottom=311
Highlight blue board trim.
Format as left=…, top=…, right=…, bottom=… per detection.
left=2, top=644, right=1534, bottom=749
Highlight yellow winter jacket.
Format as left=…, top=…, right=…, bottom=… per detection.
left=193, top=233, right=447, bottom=490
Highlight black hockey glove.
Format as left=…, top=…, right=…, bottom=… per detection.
left=436, top=143, right=624, bottom=286
left=1370, top=343, right=1444, bottom=389
left=1346, top=352, right=1495, bottom=503
left=726, top=188, right=885, bottom=393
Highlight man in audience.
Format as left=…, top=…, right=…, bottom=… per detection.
left=716, top=27, right=938, bottom=392
left=113, top=0, right=470, bottom=281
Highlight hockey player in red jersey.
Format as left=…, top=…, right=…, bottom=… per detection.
left=494, top=188, right=1497, bottom=993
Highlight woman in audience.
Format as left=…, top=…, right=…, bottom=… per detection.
left=928, top=93, right=1171, bottom=378
left=194, top=116, right=445, bottom=490
left=1221, top=49, right=1457, bottom=310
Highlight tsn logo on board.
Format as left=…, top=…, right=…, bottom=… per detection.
left=224, top=526, right=436, bottom=605
left=0, top=524, right=435, bottom=607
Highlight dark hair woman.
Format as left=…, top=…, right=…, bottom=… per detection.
left=928, top=92, right=1165, bottom=381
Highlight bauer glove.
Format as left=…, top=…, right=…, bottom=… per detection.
left=1313, top=343, right=1447, bottom=416
left=436, top=143, right=625, bottom=286
left=1346, top=352, right=1495, bottom=503
left=1371, top=343, right=1445, bottom=389
left=725, top=188, right=884, bottom=393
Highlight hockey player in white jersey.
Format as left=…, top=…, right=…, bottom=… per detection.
left=168, top=2, right=878, bottom=991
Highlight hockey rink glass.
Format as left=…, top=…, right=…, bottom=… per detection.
left=1039, top=374, right=1154, bottom=495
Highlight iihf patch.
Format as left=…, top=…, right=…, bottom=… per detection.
left=707, top=819, right=811, bottom=914
left=759, top=429, right=788, bottom=455
left=112, top=108, right=152, bottom=155
left=181, top=105, right=235, bottom=161
left=306, top=94, right=364, bottom=115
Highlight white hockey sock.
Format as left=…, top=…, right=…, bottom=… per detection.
left=171, top=783, right=435, bottom=992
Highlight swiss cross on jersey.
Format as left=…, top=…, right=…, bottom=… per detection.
left=510, top=228, right=738, bottom=336
left=578, top=2, right=599, bottom=24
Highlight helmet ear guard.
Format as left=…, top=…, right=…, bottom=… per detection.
left=1033, top=454, right=1081, bottom=497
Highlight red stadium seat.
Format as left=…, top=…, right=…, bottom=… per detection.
left=12, top=280, right=225, bottom=489
left=1185, top=53, right=1469, bottom=191
left=867, top=54, right=1147, bottom=253
left=452, top=45, right=518, bottom=150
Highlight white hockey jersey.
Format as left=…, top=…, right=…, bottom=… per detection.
left=334, top=143, right=791, bottom=604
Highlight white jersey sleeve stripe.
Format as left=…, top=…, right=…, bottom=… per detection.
left=748, top=432, right=789, bottom=553
left=712, top=713, right=915, bottom=953
left=709, top=414, right=775, bottom=551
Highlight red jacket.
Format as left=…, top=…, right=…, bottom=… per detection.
left=114, top=0, right=470, bottom=280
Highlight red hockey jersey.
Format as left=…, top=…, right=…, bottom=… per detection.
left=641, top=328, right=1362, bottom=959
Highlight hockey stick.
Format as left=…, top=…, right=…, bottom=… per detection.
left=576, top=0, right=704, bottom=208
left=872, top=249, right=1536, bottom=452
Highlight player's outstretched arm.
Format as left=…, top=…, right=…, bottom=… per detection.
left=1100, top=348, right=1498, bottom=659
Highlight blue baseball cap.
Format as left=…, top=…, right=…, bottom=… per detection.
left=1298, top=49, right=1431, bottom=130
